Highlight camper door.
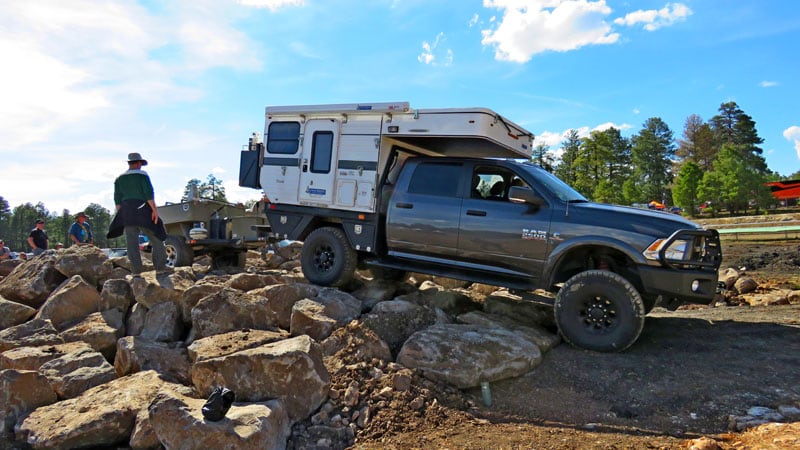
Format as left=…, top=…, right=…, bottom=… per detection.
left=298, top=119, right=340, bottom=206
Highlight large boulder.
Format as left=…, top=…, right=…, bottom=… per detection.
left=38, top=346, right=117, bottom=399
left=250, top=283, right=320, bottom=330
left=129, top=268, right=195, bottom=309
left=60, top=309, right=126, bottom=362
left=190, top=287, right=280, bottom=340
left=0, top=318, right=63, bottom=353
left=140, top=301, right=183, bottom=342
left=290, top=288, right=361, bottom=341
left=53, top=245, right=114, bottom=287
left=0, top=253, right=67, bottom=307
left=148, top=390, right=291, bottom=450
left=0, top=297, right=37, bottom=331
left=98, top=278, right=134, bottom=314
left=114, top=336, right=192, bottom=385
left=187, top=329, right=290, bottom=363
left=457, top=310, right=561, bottom=352
left=35, top=275, right=103, bottom=330
left=16, top=370, right=170, bottom=450
left=360, top=299, right=448, bottom=356
left=483, top=290, right=555, bottom=329
left=397, top=323, right=543, bottom=388
left=191, top=335, right=330, bottom=421
left=0, top=341, right=94, bottom=371
left=0, top=369, right=57, bottom=434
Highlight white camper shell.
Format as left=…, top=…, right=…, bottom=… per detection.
left=257, top=102, right=533, bottom=213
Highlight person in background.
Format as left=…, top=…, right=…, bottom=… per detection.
left=0, top=240, right=10, bottom=260
left=69, top=211, right=94, bottom=246
left=28, top=219, right=49, bottom=255
left=107, top=152, right=168, bottom=275
left=55, top=243, right=64, bottom=250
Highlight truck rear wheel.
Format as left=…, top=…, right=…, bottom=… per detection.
left=301, top=227, right=357, bottom=287
left=554, top=270, right=645, bottom=352
left=164, top=235, right=194, bottom=268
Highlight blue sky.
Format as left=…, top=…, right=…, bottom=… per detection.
left=2, top=0, right=799, bottom=215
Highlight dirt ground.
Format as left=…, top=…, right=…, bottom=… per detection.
left=351, top=236, right=800, bottom=450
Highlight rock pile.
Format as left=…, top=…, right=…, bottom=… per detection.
left=0, top=245, right=556, bottom=449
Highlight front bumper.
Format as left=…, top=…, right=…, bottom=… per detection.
left=638, top=265, right=719, bottom=305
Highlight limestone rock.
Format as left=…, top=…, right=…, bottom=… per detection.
left=115, top=336, right=191, bottom=385
left=38, top=346, right=117, bottom=399
left=0, top=297, right=37, bottom=331
left=290, top=288, right=361, bottom=341
left=250, top=283, right=320, bottom=330
left=734, top=276, right=758, bottom=294
left=0, top=341, right=94, bottom=371
left=0, top=254, right=67, bottom=307
left=60, top=309, right=126, bottom=362
left=99, top=278, right=134, bottom=314
left=0, top=318, right=63, bottom=353
left=361, top=299, right=446, bottom=356
left=140, top=301, right=183, bottom=342
left=187, top=329, right=289, bottom=363
left=397, top=323, right=542, bottom=388
left=191, top=335, right=330, bottom=421
left=148, top=389, right=291, bottom=450
left=190, top=287, right=280, bottom=340
left=16, top=370, right=168, bottom=450
left=35, top=275, right=102, bottom=330
left=53, top=245, right=114, bottom=287
left=457, top=310, right=560, bottom=352
left=225, top=272, right=269, bottom=291
left=0, top=369, right=57, bottom=433
left=129, top=268, right=195, bottom=309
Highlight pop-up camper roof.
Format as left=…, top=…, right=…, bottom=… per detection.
left=265, top=102, right=534, bottom=159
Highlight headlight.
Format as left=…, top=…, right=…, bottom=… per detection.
left=643, top=238, right=689, bottom=261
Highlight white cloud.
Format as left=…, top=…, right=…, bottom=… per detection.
left=418, top=32, right=454, bottom=66
left=237, top=0, right=304, bottom=11
left=783, top=126, right=800, bottom=160
left=481, top=0, right=619, bottom=63
left=469, top=13, right=480, bottom=27
left=759, top=80, right=778, bottom=88
left=0, top=1, right=263, bottom=150
left=614, top=3, right=692, bottom=31
left=593, top=121, right=631, bottom=132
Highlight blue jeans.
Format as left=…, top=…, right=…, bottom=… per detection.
left=124, top=226, right=166, bottom=274
left=32, top=247, right=45, bottom=256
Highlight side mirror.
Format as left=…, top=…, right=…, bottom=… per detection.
left=508, top=186, right=544, bottom=206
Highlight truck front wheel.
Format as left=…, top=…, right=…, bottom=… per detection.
left=554, top=270, right=645, bottom=352
left=301, top=227, right=357, bottom=287
left=164, top=235, right=194, bottom=268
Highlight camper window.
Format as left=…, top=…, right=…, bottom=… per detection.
left=310, top=131, right=334, bottom=173
left=407, top=162, right=461, bottom=197
left=267, top=122, right=301, bottom=154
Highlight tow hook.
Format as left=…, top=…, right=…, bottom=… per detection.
left=716, top=281, right=727, bottom=295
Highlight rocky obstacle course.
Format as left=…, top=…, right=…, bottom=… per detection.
left=0, top=245, right=559, bottom=449
left=1, top=244, right=797, bottom=449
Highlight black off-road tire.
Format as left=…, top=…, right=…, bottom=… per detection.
left=164, top=235, right=194, bottom=268
left=554, top=270, right=646, bottom=352
left=301, top=227, right=357, bottom=287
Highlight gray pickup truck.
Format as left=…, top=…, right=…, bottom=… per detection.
left=263, top=154, right=723, bottom=352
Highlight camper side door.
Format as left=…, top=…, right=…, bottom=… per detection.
left=298, top=119, right=340, bottom=206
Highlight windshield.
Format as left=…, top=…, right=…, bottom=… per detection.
left=519, top=162, right=587, bottom=202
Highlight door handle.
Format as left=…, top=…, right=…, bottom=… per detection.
left=396, top=203, right=413, bottom=209
left=466, top=210, right=487, bottom=216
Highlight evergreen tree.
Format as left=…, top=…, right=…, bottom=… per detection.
left=554, top=129, right=582, bottom=186
left=672, top=161, right=703, bottom=217
left=532, top=142, right=555, bottom=172
left=630, top=118, right=675, bottom=205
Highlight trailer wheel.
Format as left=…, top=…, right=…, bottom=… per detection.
left=554, top=270, right=645, bottom=352
left=301, top=227, right=357, bottom=287
left=164, top=235, right=194, bottom=268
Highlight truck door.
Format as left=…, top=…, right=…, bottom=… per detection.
left=298, top=119, right=340, bottom=206
left=386, top=160, right=463, bottom=259
left=458, top=164, right=551, bottom=282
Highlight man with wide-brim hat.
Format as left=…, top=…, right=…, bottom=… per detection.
left=69, top=211, right=94, bottom=246
left=107, top=152, right=167, bottom=275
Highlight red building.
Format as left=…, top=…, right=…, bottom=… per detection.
left=765, top=180, right=800, bottom=205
